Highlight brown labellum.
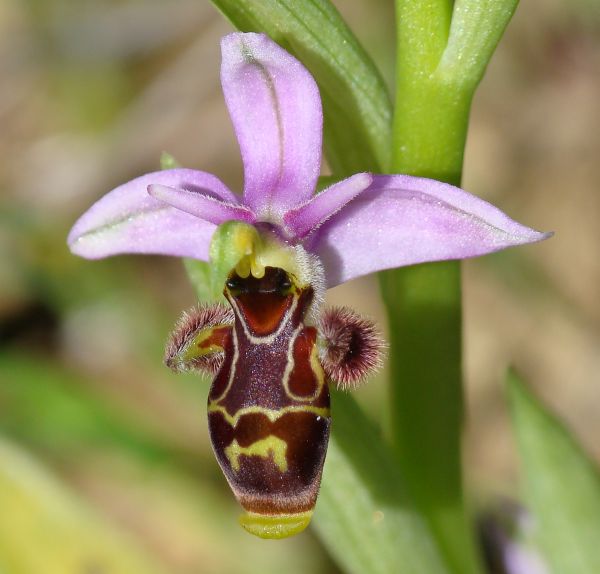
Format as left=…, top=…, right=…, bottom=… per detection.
left=165, top=266, right=384, bottom=539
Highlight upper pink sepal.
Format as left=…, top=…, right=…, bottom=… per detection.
left=220, top=33, right=322, bottom=220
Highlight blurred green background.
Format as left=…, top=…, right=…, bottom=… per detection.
left=0, top=0, right=598, bottom=572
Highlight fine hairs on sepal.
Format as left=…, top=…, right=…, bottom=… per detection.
left=318, top=306, right=386, bottom=390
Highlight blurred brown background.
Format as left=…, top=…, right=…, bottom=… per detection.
left=0, top=0, right=598, bottom=572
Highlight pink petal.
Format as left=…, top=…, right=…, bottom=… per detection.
left=68, top=169, right=234, bottom=260
left=148, top=185, right=255, bottom=225
left=283, top=173, right=372, bottom=240
left=309, top=175, right=552, bottom=287
left=221, top=33, right=322, bottom=220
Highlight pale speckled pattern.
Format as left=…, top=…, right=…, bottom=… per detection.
left=220, top=33, right=322, bottom=220
left=68, top=33, right=549, bottom=283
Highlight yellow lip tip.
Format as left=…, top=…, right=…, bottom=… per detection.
left=239, top=511, right=313, bottom=539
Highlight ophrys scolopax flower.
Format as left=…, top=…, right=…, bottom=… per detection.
left=68, top=32, right=549, bottom=539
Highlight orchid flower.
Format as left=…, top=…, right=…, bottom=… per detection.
left=67, top=32, right=548, bottom=540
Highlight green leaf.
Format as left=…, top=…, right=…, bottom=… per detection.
left=210, top=0, right=392, bottom=174
left=0, top=352, right=171, bottom=462
left=508, top=371, right=600, bottom=574
left=0, top=436, right=168, bottom=574
left=393, top=0, right=466, bottom=184
left=392, top=0, right=520, bottom=184
left=314, top=392, right=449, bottom=574
left=439, top=0, right=520, bottom=90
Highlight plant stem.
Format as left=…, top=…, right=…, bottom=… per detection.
left=379, top=1, right=482, bottom=573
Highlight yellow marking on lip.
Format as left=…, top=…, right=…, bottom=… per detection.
left=225, top=435, right=288, bottom=473
left=207, top=403, right=330, bottom=426
left=239, top=510, right=313, bottom=539
left=181, top=328, right=224, bottom=363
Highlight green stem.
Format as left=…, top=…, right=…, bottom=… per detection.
left=380, top=263, right=470, bottom=573
left=379, top=2, right=482, bottom=573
